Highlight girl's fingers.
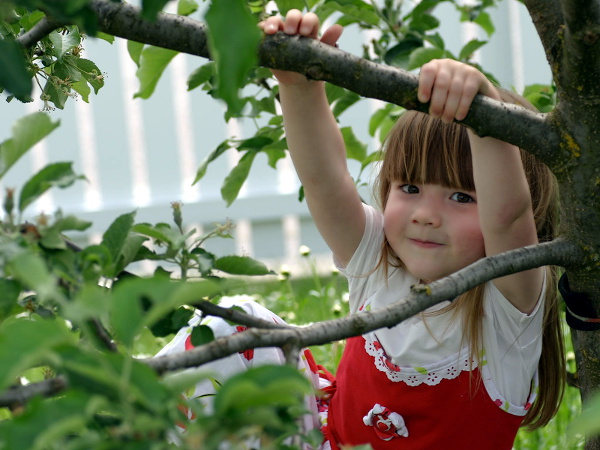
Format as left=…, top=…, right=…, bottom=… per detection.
left=321, top=23, right=343, bottom=46
left=282, top=9, right=302, bottom=34
left=260, top=16, right=284, bottom=34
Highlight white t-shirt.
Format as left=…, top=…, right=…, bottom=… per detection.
left=337, top=203, right=544, bottom=409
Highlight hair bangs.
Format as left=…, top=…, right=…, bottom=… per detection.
left=378, top=111, right=475, bottom=208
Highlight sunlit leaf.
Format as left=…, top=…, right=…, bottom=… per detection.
left=19, top=162, right=85, bottom=212
left=205, top=0, right=261, bottom=114
left=214, top=255, right=273, bottom=276
left=134, top=46, right=178, bottom=99
left=0, top=113, right=60, bottom=180
left=221, top=151, right=256, bottom=206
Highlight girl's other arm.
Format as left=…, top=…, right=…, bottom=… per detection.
left=418, top=59, right=543, bottom=313
left=261, top=11, right=365, bottom=267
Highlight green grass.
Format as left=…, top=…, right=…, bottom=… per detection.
left=235, top=260, right=586, bottom=449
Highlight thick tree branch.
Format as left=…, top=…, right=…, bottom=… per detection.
left=16, top=16, right=65, bottom=47
left=76, top=0, right=565, bottom=170
left=145, top=238, right=583, bottom=375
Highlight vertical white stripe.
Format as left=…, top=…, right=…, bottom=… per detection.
left=283, top=214, right=301, bottom=261
left=25, top=100, right=54, bottom=213
left=507, top=0, right=525, bottom=93
left=117, top=38, right=151, bottom=207
left=235, top=218, right=253, bottom=257
left=170, top=55, right=200, bottom=203
left=74, top=99, right=103, bottom=211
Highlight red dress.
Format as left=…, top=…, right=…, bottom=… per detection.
left=322, top=336, right=526, bottom=449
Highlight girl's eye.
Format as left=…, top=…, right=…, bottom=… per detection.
left=450, top=192, right=475, bottom=203
left=400, top=184, right=419, bottom=194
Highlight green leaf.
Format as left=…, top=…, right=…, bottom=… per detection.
left=101, top=211, right=137, bottom=262
left=0, top=279, right=21, bottom=322
left=71, top=79, right=91, bottom=102
left=178, top=0, right=198, bottom=15
left=474, top=11, right=495, bottom=37
left=341, top=127, right=367, bottom=162
left=111, top=277, right=220, bottom=348
left=0, top=39, right=32, bottom=101
left=384, top=36, right=424, bottom=69
left=74, top=58, right=104, bottom=94
left=49, top=29, right=81, bottom=59
left=0, top=392, right=89, bottom=449
left=188, top=62, right=215, bottom=90
left=205, top=0, right=261, bottom=115
left=332, top=91, right=361, bottom=117
left=275, top=0, right=305, bottom=15
left=8, top=251, right=57, bottom=300
left=221, top=151, right=256, bottom=206
left=134, top=46, right=178, bottom=99
left=408, top=47, right=448, bottom=70
left=0, top=317, right=73, bottom=390
left=191, top=324, right=215, bottom=346
left=19, top=162, right=85, bottom=212
left=0, top=113, right=60, bottom=180
left=128, top=40, right=145, bottom=67
left=214, top=255, right=273, bottom=276
left=149, top=306, right=193, bottom=337
left=141, top=0, right=170, bottom=20
left=458, top=39, right=487, bottom=61
left=326, top=0, right=380, bottom=26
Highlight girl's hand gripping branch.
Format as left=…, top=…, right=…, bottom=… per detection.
left=260, top=10, right=343, bottom=86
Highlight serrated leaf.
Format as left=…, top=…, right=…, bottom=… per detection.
left=205, top=0, right=261, bottom=115
left=0, top=39, right=32, bottom=101
left=134, top=46, right=178, bottom=99
left=0, top=113, right=60, bottom=180
left=19, top=162, right=85, bottom=212
left=214, top=255, right=273, bottom=276
left=221, top=151, right=256, bottom=206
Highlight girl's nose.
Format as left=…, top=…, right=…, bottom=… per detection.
left=411, top=202, right=442, bottom=227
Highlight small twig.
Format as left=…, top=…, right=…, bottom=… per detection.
left=89, top=318, right=118, bottom=352
left=192, top=300, right=290, bottom=330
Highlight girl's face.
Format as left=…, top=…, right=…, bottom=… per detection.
left=383, top=182, right=485, bottom=282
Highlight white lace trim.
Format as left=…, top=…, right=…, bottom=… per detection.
left=363, top=332, right=538, bottom=416
left=364, top=332, right=476, bottom=386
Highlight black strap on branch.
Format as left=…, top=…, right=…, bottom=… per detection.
left=559, top=273, right=600, bottom=331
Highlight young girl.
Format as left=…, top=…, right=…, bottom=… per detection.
left=158, top=10, right=565, bottom=449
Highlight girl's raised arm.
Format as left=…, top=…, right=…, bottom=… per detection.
left=261, top=11, right=365, bottom=267
left=418, top=59, right=543, bottom=314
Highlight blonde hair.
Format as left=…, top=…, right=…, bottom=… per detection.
left=373, top=94, right=564, bottom=429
